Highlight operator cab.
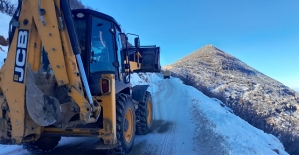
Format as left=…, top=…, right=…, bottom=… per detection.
left=72, top=9, right=125, bottom=95
left=71, top=9, right=161, bottom=95
left=72, top=9, right=121, bottom=75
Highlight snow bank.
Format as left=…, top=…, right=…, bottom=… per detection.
left=188, top=88, right=287, bottom=155
left=131, top=73, right=162, bottom=94
left=134, top=73, right=288, bottom=155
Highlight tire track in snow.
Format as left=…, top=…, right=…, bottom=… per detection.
left=157, top=80, right=176, bottom=155
left=130, top=79, right=177, bottom=155
left=131, top=78, right=200, bottom=155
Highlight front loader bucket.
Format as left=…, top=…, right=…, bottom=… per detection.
left=134, top=46, right=161, bottom=73
left=26, top=66, right=61, bottom=126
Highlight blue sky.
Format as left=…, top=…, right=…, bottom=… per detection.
left=82, top=0, right=299, bottom=89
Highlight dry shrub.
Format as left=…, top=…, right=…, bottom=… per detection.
left=0, top=0, right=16, bottom=16
left=0, top=35, right=9, bottom=46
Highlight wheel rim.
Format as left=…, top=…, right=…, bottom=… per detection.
left=147, top=100, right=153, bottom=125
left=124, top=108, right=134, bottom=142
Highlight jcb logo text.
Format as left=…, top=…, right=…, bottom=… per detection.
left=13, top=30, right=29, bottom=83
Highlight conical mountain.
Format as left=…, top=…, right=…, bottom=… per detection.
left=164, top=44, right=299, bottom=152
left=168, top=44, right=263, bottom=77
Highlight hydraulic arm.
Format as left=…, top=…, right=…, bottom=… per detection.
left=0, top=1, right=160, bottom=154
left=0, top=0, right=101, bottom=143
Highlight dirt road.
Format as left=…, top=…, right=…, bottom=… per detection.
left=1, top=77, right=228, bottom=155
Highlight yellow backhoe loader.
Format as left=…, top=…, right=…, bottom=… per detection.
left=0, top=0, right=160, bottom=154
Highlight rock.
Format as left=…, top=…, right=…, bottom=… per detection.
left=272, top=149, right=279, bottom=154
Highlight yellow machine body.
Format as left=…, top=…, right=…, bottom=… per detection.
left=0, top=0, right=160, bottom=154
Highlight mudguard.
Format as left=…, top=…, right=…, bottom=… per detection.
left=132, top=85, right=149, bottom=102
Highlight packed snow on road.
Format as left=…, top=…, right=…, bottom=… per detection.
left=0, top=73, right=288, bottom=155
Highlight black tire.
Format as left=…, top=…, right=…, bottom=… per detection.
left=136, top=91, right=153, bottom=135
left=23, top=136, right=61, bottom=153
left=111, top=93, right=136, bottom=155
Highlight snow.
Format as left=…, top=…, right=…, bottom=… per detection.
left=0, top=73, right=288, bottom=154
left=130, top=73, right=287, bottom=155
left=0, top=12, right=10, bottom=67
left=130, top=73, right=161, bottom=94
left=190, top=91, right=285, bottom=154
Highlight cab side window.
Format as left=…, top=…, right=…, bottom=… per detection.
left=90, top=17, right=115, bottom=73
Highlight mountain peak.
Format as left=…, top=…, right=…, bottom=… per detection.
left=173, top=44, right=229, bottom=67
left=199, top=44, right=216, bottom=51
left=170, top=45, right=263, bottom=77
left=200, top=44, right=225, bottom=53
left=205, top=44, right=214, bottom=47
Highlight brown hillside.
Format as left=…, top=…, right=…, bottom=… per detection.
left=165, top=44, right=299, bottom=154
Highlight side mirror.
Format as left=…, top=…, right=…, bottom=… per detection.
left=134, top=37, right=140, bottom=48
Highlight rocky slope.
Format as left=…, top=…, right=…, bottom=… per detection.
left=164, top=44, right=299, bottom=154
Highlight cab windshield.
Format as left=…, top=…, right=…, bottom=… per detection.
left=90, top=17, right=115, bottom=73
